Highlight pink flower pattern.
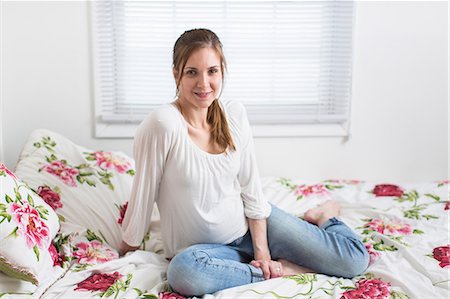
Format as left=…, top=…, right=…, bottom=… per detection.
left=10, top=202, right=50, bottom=249
left=37, top=186, right=63, bottom=211
left=433, top=245, right=450, bottom=268
left=372, top=184, right=404, bottom=197
left=445, top=202, right=450, bottom=211
left=365, top=218, right=412, bottom=235
left=341, top=278, right=391, bottom=299
left=48, top=243, right=63, bottom=266
left=94, top=151, right=131, bottom=173
left=42, top=160, right=79, bottom=187
left=73, top=240, right=118, bottom=264
left=117, top=202, right=128, bottom=225
left=0, top=163, right=16, bottom=179
left=365, top=243, right=381, bottom=265
left=295, top=184, right=329, bottom=198
left=75, top=272, right=122, bottom=292
left=159, top=292, right=187, bottom=299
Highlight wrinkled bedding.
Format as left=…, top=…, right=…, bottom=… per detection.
left=1, top=176, right=448, bottom=299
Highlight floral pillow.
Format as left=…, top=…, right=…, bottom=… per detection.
left=0, top=163, right=60, bottom=285
left=14, top=129, right=161, bottom=252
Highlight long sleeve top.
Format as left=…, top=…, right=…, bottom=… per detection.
left=121, top=99, right=272, bottom=258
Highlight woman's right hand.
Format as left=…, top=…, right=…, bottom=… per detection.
left=119, top=241, right=139, bottom=256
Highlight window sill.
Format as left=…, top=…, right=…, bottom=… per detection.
left=95, top=122, right=350, bottom=139
left=251, top=123, right=349, bottom=137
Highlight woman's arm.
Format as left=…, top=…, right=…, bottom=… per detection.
left=248, top=218, right=271, bottom=260
left=248, top=218, right=283, bottom=279
left=230, top=101, right=280, bottom=278
left=119, top=241, right=139, bottom=256
left=121, top=110, right=173, bottom=255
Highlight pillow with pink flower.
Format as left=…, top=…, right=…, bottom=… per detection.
left=13, top=129, right=148, bottom=251
left=0, top=163, right=60, bottom=285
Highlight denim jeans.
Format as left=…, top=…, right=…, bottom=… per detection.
left=167, top=205, right=369, bottom=297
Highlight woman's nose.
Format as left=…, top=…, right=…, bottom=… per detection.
left=197, top=73, right=209, bottom=87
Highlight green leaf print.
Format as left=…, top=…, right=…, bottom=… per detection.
left=425, top=193, right=441, bottom=201
left=395, top=190, right=419, bottom=203
left=287, top=273, right=317, bottom=285
left=372, top=239, right=397, bottom=251
left=390, top=290, right=411, bottom=299
left=33, top=245, right=40, bottom=261
left=86, top=229, right=105, bottom=243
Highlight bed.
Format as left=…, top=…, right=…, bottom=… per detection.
left=1, top=129, right=448, bottom=299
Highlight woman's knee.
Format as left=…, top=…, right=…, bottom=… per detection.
left=338, top=250, right=370, bottom=278
left=166, top=247, right=212, bottom=296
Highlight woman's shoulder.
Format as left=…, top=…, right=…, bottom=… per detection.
left=220, top=99, right=247, bottom=121
left=137, top=104, right=180, bottom=137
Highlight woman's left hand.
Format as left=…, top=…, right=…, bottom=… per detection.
left=250, top=259, right=283, bottom=279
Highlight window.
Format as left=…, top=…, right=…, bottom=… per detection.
left=91, top=1, right=355, bottom=137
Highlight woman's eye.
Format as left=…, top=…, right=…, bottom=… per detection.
left=209, top=69, right=219, bottom=74
left=186, top=70, right=196, bottom=75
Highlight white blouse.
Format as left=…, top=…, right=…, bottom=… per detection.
left=121, top=99, right=272, bottom=258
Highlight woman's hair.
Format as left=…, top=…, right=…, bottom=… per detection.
left=173, top=28, right=236, bottom=152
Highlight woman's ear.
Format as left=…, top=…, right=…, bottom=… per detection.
left=172, top=67, right=179, bottom=82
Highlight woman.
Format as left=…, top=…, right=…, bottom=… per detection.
left=121, top=28, right=369, bottom=297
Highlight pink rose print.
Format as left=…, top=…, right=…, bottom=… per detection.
left=365, top=218, right=412, bottom=235
left=75, top=272, right=122, bottom=292
left=295, top=184, right=329, bottom=198
left=159, top=292, right=187, bottom=299
left=118, top=202, right=128, bottom=225
left=37, top=186, right=63, bottom=211
left=48, top=243, right=63, bottom=266
left=365, top=243, right=381, bottom=265
left=10, top=202, right=50, bottom=249
left=372, top=184, right=404, bottom=197
left=365, top=219, right=385, bottom=234
left=433, top=245, right=450, bottom=268
left=341, top=278, right=391, bottom=299
left=385, top=222, right=412, bottom=235
left=0, top=163, right=16, bottom=179
left=445, top=202, right=450, bottom=211
left=94, top=151, right=131, bottom=173
left=73, top=240, right=118, bottom=264
left=42, top=160, right=79, bottom=187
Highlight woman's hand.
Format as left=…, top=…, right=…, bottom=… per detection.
left=247, top=218, right=282, bottom=279
left=119, top=241, right=139, bottom=256
left=250, top=259, right=283, bottom=279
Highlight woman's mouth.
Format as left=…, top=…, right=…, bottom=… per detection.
left=194, top=91, right=212, bottom=99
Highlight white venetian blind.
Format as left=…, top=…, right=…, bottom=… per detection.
left=91, top=1, right=354, bottom=126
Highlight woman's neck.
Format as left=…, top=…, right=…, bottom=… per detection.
left=175, top=99, right=209, bottom=129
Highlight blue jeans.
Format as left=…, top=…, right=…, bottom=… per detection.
left=167, top=205, right=369, bottom=296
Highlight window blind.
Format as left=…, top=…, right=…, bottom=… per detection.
left=91, top=1, right=354, bottom=126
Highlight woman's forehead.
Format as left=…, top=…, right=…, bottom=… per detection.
left=185, top=48, right=221, bottom=68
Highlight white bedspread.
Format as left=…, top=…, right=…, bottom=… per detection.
left=1, top=177, right=448, bottom=299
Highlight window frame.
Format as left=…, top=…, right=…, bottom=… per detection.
left=90, top=1, right=356, bottom=138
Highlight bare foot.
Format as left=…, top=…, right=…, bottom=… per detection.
left=278, top=259, right=314, bottom=276
left=303, top=200, right=341, bottom=227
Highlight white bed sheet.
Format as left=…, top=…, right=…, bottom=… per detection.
left=1, top=177, right=448, bottom=299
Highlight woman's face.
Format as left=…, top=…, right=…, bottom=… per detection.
left=174, top=47, right=222, bottom=110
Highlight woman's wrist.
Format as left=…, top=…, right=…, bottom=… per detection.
left=254, top=248, right=271, bottom=261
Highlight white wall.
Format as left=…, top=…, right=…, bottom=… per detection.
left=1, top=1, right=448, bottom=183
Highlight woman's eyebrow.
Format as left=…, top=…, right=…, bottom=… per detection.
left=185, top=66, right=220, bottom=70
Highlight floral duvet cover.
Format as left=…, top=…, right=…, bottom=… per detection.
left=1, top=176, right=448, bottom=299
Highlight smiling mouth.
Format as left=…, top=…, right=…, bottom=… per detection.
left=194, top=92, right=212, bottom=98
